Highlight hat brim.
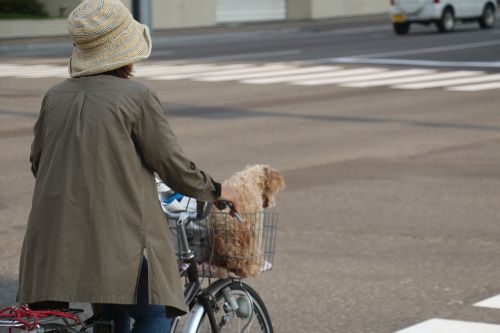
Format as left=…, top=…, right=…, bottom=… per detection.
left=69, top=21, right=152, bottom=78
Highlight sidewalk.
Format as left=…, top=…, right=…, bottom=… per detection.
left=0, top=14, right=387, bottom=57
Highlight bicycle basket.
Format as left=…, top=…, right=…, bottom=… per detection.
left=169, top=210, right=278, bottom=278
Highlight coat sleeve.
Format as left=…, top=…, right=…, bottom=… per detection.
left=30, top=95, right=48, bottom=178
left=132, top=89, right=220, bottom=202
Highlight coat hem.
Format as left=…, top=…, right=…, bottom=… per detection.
left=16, top=293, right=187, bottom=315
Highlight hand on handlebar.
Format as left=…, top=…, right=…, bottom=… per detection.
left=216, top=185, right=243, bottom=222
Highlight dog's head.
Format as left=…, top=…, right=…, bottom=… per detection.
left=255, top=164, right=285, bottom=208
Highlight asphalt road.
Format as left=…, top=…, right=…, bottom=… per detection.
left=1, top=14, right=500, bottom=333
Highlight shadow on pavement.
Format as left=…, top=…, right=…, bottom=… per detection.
left=0, top=275, right=18, bottom=307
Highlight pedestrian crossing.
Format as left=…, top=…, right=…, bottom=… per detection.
left=394, top=294, right=500, bottom=333
left=1, top=62, right=500, bottom=92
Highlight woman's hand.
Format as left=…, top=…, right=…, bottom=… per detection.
left=218, top=185, right=241, bottom=214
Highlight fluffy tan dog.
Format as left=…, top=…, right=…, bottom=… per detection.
left=210, top=164, right=285, bottom=278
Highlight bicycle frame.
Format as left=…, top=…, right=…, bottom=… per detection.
left=172, top=210, right=227, bottom=333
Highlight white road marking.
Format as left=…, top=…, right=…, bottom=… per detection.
left=194, top=66, right=335, bottom=82
left=474, top=294, right=500, bottom=309
left=14, top=71, right=68, bottom=78
left=1, top=62, right=499, bottom=92
left=395, top=318, right=500, bottom=333
left=292, top=69, right=430, bottom=86
left=0, top=64, right=23, bottom=70
left=394, top=73, right=500, bottom=89
left=343, top=39, right=500, bottom=59
left=156, top=64, right=292, bottom=80
left=448, top=81, right=500, bottom=92
left=252, top=67, right=385, bottom=84
left=241, top=66, right=344, bottom=84
left=342, top=71, right=486, bottom=87
left=341, top=71, right=479, bottom=87
left=331, top=57, right=500, bottom=69
left=0, top=65, right=62, bottom=76
left=191, top=49, right=301, bottom=62
left=135, top=64, right=249, bottom=77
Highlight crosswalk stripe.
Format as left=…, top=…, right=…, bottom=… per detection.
left=447, top=81, right=500, bottom=92
left=0, top=65, right=62, bottom=76
left=11, top=68, right=68, bottom=77
left=1, top=61, right=499, bottom=91
left=394, top=72, right=497, bottom=89
left=195, top=66, right=337, bottom=82
left=394, top=318, right=500, bottom=333
left=241, top=66, right=344, bottom=84
left=14, top=72, right=68, bottom=78
left=265, top=67, right=385, bottom=84
left=0, top=64, right=23, bottom=70
left=291, top=69, right=429, bottom=86
left=134, top=65, right=212, bottom=76
left=474, top=294, right=500, bottom=309
left=344, top=71, right=482, bottom=88
left=151, top=64, right=291, bottom=80
left=340, top=71, right=474, bottom=88
left=137, top=64, right=251, bottom=78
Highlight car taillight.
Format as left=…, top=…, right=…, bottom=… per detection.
left=434, top=0, right=440, bottom=3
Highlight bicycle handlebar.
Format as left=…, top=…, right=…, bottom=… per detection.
left=161, top=200, right=242, bottom=223
left=161, top=201, right=213, bottom=222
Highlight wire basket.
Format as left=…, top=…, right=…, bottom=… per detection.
left=168, top=210, right=278, bottom=278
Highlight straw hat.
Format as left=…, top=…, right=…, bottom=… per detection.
left=67, top=0, right=152, bottom=78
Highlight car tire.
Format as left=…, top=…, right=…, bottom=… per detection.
left=436, top=7, right=455, bottom=32
left=393, top=22, right=411, bottom=35
left=479, top=4, right=496, bottom=29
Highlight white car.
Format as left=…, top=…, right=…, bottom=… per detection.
left=390, top=0, right=497, bottom=34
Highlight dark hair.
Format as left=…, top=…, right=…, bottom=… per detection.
left=103, top=64, right=133, bottom=79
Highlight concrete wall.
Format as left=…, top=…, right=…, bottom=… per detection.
left=287, top=0, right=388, bottom=20
left=0, top=0, right=388, bottom=39
left=152, top=0, right=216, bottom=29
left=38, top=0, right=81, bottom=17
left=311, top=0, right=389, bottom=19
left=286, top=0, right=312, bottom=20
left=0, top=19, right=67, bottom=38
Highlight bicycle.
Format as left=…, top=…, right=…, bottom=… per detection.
left=0, top=183, right=277, bottom=333
left=161, top=192, right=277, bottom=333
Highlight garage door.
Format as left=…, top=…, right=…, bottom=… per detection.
left=216, top=0, right=286, bottom=24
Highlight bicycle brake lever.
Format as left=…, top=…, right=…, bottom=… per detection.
left=215, top=201, right=243, bottom=223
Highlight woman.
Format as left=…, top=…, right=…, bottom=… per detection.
left=16, top=0, right=240, bottom=332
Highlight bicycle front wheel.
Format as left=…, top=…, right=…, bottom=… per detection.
left=196, top=281, right=273, bottom=333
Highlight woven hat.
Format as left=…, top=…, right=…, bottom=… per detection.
left=67, top=0, right=152, bottom=78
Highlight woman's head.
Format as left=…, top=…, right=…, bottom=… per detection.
left=103, top=64, right=134, bottom=79
left=67, top=0, right=151, bottom=78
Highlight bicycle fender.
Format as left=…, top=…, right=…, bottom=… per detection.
left=182, top=279, right=236, bottom=333
left=203, top=278, right=235, bottom=297
left=182, top=304, right=205, bottom=333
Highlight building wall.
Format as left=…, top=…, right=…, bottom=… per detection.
left=38, top=0, right=82, bottom=17
left=285, top=0, right=312, bottom=20
left=0, top=0, right=389, bottom=39
left=152, top=0, right=216, bottom=29
left=309, top=0, right=389, bottom=19
left=0, top=19, right=67, bottom=38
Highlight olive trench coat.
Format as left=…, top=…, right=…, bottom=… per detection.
left=17, top=75, right=219, bottom=316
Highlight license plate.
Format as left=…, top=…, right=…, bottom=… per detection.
left=391, top=14, right=406, bottom=23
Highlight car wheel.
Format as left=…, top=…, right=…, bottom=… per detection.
left=393, top=22, right=411, bottom=35
left=479, top=4, right=496, bottom=29
left=436, top=7, right=455, bottom=32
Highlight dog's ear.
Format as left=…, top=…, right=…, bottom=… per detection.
left=263, top=165, right=285, bottom=193
left=262, top=165, right=285, bottom=208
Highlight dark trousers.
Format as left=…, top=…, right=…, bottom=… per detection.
left=97, top=258, right=172, bottom=333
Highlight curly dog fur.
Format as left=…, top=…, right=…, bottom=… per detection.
left=210, top=164, right=285, bottom=277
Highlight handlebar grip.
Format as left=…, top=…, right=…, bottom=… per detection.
left=214, top=200, right=243, bottom=223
